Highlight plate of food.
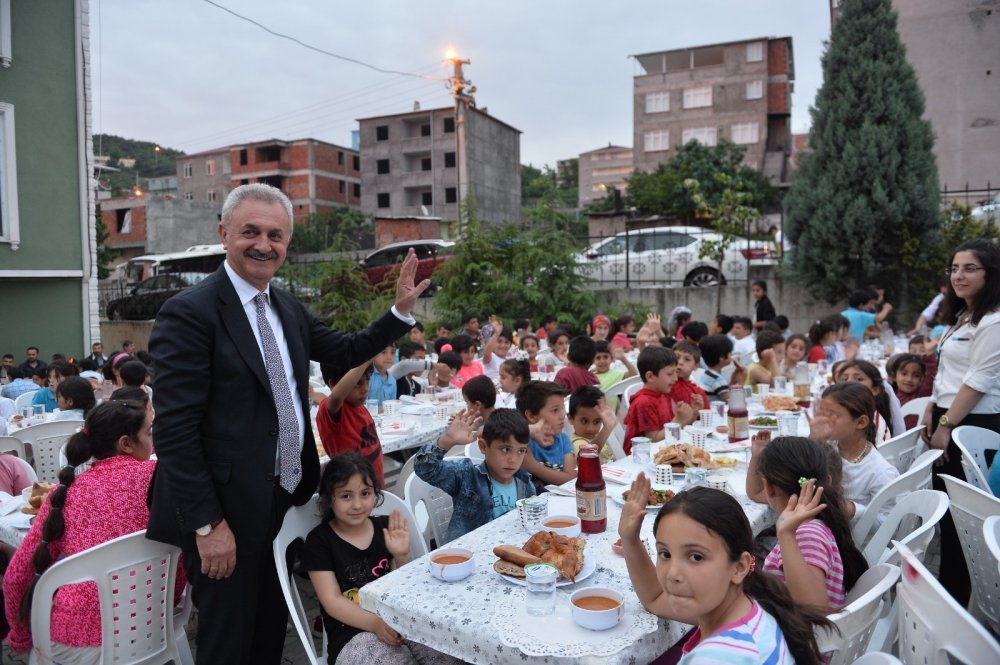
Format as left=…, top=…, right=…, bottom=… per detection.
left=749, top=415, right=779, bottom=429
left=762, top=395, right=801, bottom=412
left=652, top=444, right=736, bottom=472
left=610, top=487, right=676, bottom=511
left=493, top=531, right=595, bottom=587
left=19, top=481, right=54, bottom=516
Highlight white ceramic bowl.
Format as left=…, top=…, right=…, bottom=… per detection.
left=428, top=547, right=475, bottom=582
left=540, top=514, right=582, bottom=538
left=570, top=587, right=625, bottom=631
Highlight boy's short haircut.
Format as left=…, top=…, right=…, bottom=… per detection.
left=6, top=367, right=22, bottom=381
left=32, top=367, right=47, bottom=380
left=672, top=340, right=701, bottom=364
left=733, top=316, right=753, bottom=331
left=462, top=375, right=497, bottom=408
left=397, top=341, right=423, bottom=359
left=699, top=335, right=734, bottom=367
left=714, top=314, right=734, bottom=334
left=908, top=334, right=926, bottom=346
left=451, top=334, right=477, bottom=354
left=762, top=320, right=783, bottom=334
left=849, top=289, right=873, bottom=308
left=774, top=315, right=789, bottom=331
left=320, top=362, right=374, bottom=386
left=568, top=385, right=604, bottom=416
left=594, top=340, right=610, bottom=355
left=514, top=318, right=531, bottom=331
left=412, top=321, right=425, bottom=332
left=47, top=360, right=79, bottom=379
left=433, top=337, right=451, bottom=354
left=637, top=346, right=677, bottom=380
left=438, top=351, right=462, bottom=371
left=118, top=360, right=148, bottom=387
left=755, top=330, right=785, bottom=356
left=497, top=329, right=514, bottom=343
left=659, top=336, right=676, bottom=348
left=438, top=321, right=453, bottom=332
left=567, top=336, right=598, bottom=367
left=77, top=358, right=98, bottom=372
left=482, top=409, right=530, bottom=446
left=682, top=321, right=708, bottom=342
left=461, top=312, right=479, bottom=325
left=514, top=380, right=568, bottom=416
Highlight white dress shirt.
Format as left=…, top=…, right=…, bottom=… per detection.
left=932, top=308, right=1000, bottom=413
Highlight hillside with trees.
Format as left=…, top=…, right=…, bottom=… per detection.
left=94, top=134, right=184, bottom=196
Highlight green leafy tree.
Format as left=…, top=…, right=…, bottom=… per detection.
left=625, top=140, right=776, bottom=220
left=95, top=216, right=117, bottom=280
left=783, top=0, right=940, bottom=306
left=310, top=229, right=394, bottom=332
left=288, top=208, right=373, bottom=254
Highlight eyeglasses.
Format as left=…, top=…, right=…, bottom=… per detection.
left=946, top=265, right=985, bottom=276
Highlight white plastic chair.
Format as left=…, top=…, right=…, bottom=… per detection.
left=852, top=449, right=941, bottom=547
left=30, top=530, right=190, bottom=665
left=13, top=390, right=39, bottom=413
left=862, top=489, right=949, bottom=567
left=9, top=454, right=38, bottom=484
left=620, top=381, right=643, bottom=418
left=850, top=653, right=903, bottom=665
left=11, top=419, right=83, bottom=452
left=404, top=473, right=454, bottom=549
left=389, top=455, right=417, bottom=498
left=464, top=442, right=485, bottom=462
left=605, top=420, right=627, bottom=460
left=273, top=497, right=327, bottom=665
left=31, top=434, right=74, bottom=482
left=898, top=396, right=931, bottom=422
left=0, top=436, right=27, bottom=459
left=816, top=563, right=900, bottom=665
left=952, top=425, right=999, bottom=494
left=372, top=490, right=429, bottom=560
left=894, top=539, right=1000, bottom=665
left=985, top=515, right=1000, bottom=582
left=877, top=426, right=924, bottom=474
left=940, top=474, right=1000, bottom=634
left=604, top=375, right=641, bottom=416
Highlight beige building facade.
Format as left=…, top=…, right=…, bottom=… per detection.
left=578, top=144, right=633, bottom=208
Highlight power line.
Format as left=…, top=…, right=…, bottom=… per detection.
left=202, top=0, right=446, bottom=81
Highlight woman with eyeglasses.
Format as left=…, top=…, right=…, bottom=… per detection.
left=921, top=237, right=1000, bottom=604
left=2, top=397, right=185, bottom=664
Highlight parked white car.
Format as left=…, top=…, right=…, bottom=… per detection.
left=575, top=226, right=774, bottom=287
left=971, top=192, right=1000, bottom=222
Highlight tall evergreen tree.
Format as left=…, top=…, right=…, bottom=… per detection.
left=784, top=0, right=940, bottom=305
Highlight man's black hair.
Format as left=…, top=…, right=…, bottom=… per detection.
left=682, top=321, right=708, bottom=342
left=568, top=385, right=604, bottom=416
left=412, top=321, right=425, bottom=332
left=594, top=340, right=611, bottom=355
left=733, top=316, right=753, bottom=331
left=482, top=409, right=530, bottom=445
left=541, top=315, right=557, bottom=326
left=774, top=315, right=789, bottom=331
left=6, top=367, right=23, bottom=381
left=567, top=336, right=598, bottom=367
left=699, top=335, right=734, bottom=367
left=461, top=312, right=479, bottom=325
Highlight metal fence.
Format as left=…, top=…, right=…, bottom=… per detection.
left=940, top=183, right=997, bottom=209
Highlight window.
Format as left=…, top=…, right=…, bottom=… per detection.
left=444, top=152, right=456, bottom=168
left=645, top=92, right=670, bottom=113
left=443, top=117, right=455, bottom=133
left=421, top=124, right=431, bottom=137
left=239, top=149, right=248, bottom=166
left=421, top=157, right=432, bottom=171
left=376, top=125, right=389, bottom=141
left=353, top=183, right=361, bottom=198
left=184, top=191, right=194, bottom=201
left=421, top=191, right=433, bottom=206
left=445, top=187, right=457, bottom=203
left=205, top=160, right=216, bottom=176
left=377, top=192, right=390, bottom=208
left=0, top=102, right=19, bottom=247
left=377, top=159, right=390, bottom=175
left=352, top=155, right=360, bottom=170
left=683, top=86, right=713, bottom=109
left=337, top=151, right=344, bottom=165
left=682, top=126, right=718, bottom=146
left=207, top=189, right=217, bottom=203
left=746, top=42, right=763, bottom=62
left=746, top=80, right=763, bottom=100
left=731, top=122, right=759, bottom=145
left=338, top=180, right=345, bottom=194
left=593, top=166, right=632, bottom=177
left=115, top=209, right=131, bottom=234
left=183, top=163, right=193, bottom=178
left=643, top=130, right=669, bottom=152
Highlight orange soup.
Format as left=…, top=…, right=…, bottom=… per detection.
left=432, top=555, right=469, bottom=566
left=573, top=596, right=621, bottom=611
left=545, top=520, right=577, bottom=528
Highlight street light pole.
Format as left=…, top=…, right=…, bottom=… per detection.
left=446, top=52, right=474, bottom=235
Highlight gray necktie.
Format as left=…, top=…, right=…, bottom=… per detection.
left=255, top=292, right=300, bottom=493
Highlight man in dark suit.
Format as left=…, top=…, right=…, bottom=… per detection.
left=147, top=184, right=427, bottom=664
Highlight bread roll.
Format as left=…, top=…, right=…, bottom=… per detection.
left=492, top=545, right=542, bottom=567
left=493, top=560, right=527, bottom=578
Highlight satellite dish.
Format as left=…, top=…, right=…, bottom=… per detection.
left=420, top=205, right=429, bottom=216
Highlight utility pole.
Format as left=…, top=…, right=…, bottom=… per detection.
left=447, top=52, right=475, bottom=234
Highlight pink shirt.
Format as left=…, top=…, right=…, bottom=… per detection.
left=451, top=360, right=484, bottom=388
left=763, top=519, right=846, bottom=609
left=0, top=455, right=33, bottom=496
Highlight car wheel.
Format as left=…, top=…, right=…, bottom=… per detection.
left=684, top=267, right=725, bottom=287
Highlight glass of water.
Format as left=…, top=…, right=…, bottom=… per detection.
left=524, top=563, right=558, bottom=616
left=365, top=399, right=380, bottom=423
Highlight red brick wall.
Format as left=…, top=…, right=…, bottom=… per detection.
left=768, top=82, right=790, bottom=114
left=285, top=174, right=311, bottom=201
left=768, top=40, right=789, bottom=76
left=374, top=218, right=442, bottom=247
left=286, top=144, right=310, bottom=169
left=101, top=199, right=147, bottom=247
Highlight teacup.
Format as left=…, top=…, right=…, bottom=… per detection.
left=540, top=514, right=582, bottom=538
left=428, top=547, right=475, bottom=582
left=570, top=587, right=624, bottom=631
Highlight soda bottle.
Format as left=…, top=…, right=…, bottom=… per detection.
left=575, top=444, right=607, bottom=533
left=727, top=386, right=749, bottom=442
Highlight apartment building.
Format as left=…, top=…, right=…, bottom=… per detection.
left=578, top=144, right=633, bottom=208
left=358, top=106, right=521, bottom=225
left=632, top=37, right=795, bottom=183
left=176, top=146, right=231, bottom=208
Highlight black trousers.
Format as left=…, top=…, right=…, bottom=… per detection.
left=929, top=406, right=1000, bottom=606
left=183, top=485, right=294, bottom=665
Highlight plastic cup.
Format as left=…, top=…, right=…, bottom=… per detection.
left=663, top=423, right=682, bottom=443
left=705, top=474, right=729, bottom=493
left=778, top=414, right=799, bottom=437
left=382, top=400, right=401, bottom=417
left=631, top=437, right=651, bottom=466
left=524, top=563, right=558, bottom=616
left=773, top=376, right=787, bottom=394
left=698, top=409, right=714, bottom=428
left=654, top=464, right=675, bottom=486
left=688, top=428, right=710, bottom=449
left=516, top=496, right=548, bottom=532
left=365, top=399, right=379, bottom=420
left=756, top=384, right=770, bottom=399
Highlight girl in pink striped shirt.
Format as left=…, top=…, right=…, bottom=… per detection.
left=756, top=436, right=868, bottom=612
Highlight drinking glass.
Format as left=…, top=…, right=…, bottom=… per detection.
left=778, top=414, right=799, bottom=437
left=756, top=384, right=770, bottom=399
left=524, top=564, right=558, bottom=616
left=33, top=405, right=45, bottom=422
left=631, top=437, right=651, bottom=466
left=365, top=399, right=380, bottom=421
left=516, top=496, right=548, bottom=532
left=663, top=423, right=681, bottom=443
left=773, top=376, right=787, bottom=394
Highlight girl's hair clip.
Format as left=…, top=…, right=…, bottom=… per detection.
left=80, top=428, right=90, bottom=436
left=798, top=476, right=815, bottom=488
left=513, top=349, right=530, bottom=362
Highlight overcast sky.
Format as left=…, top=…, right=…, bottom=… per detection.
left=93, top=0, right=832, bottom=167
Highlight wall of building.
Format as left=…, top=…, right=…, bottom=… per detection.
left=374, top=218, right=443, bottom=247
left=893, top=0, right=999, bottom=190
left=0, top=279, right=86, bottom=358
left=579, top=146, right=633, bottom=207
left=176, top=150, right=230, bottom=210
left=145, top=197, right=221, bottom=254
left=100, top=197, right=147, bottom=251
left=464, top=109, right=521, bottom=224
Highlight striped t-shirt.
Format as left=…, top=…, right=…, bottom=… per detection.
left=763, top=519, right=846, bottom=609
left=679, top=599, right=792, bottom=665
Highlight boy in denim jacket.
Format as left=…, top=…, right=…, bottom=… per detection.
left=414, top=409, right=535, bottom=543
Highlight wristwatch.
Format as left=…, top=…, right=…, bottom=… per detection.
left=938, top=414, right=956, bottom=429
left=195, top=518, right=223, bottom=537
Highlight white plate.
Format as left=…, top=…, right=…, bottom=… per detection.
left=748, top=424, right=778, bottom=430
left=378, top=420, right=415, bottom=436
left=498, top=552, right=597, bottom=588
left=4, top=509, right=36, bottom=530
left=609, top=487, right=675, bottom=511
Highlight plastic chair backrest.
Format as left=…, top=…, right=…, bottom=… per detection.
left=272, top=496, right=327, bottom=665
left=371, top=490, right=429, bottom=560
left=9, top=454, right=37, bottom=485
left=404, top=472, right=454, bottom=549
left=388, top=455, right=416, bottom=498
left=465, top=442, right=485, bottom=461
left=940, top=474, right=1000, bottom=634
left=849, top=653, right=903, bottom=665
left=605, top=421, right=627, bottom=460
left=985, top=515, right=1000, bottom=582
left=816, top=563, right=900, bottom=665
left=894, top=539, right=1000, bottom=665
left=852, top=449, right=941, bottom=546
left=952, top=425, right=999, bottom=493
left=32, top=434, right=73, bottom=483
left=0, top=436, right=27, bottom=459
left=30, top=530, right=185, bottom=665
left=621, top=381, right=643, bottom=417
left=11, top=419, right=83, bottom=449
left=605, top=375, right=641, bottom=417
left=877, top=426, right=924, bottom=474
left=898, top=396, right=931, bottom=421
left=862, top=489, right=949, bottom=567
left=13, top=390, right=38, bottom=412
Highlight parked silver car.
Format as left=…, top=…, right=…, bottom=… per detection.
left=575, top=226, right=774, bottom=287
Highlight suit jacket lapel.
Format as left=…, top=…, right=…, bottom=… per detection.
left=216, top=269, right=273, bottom=396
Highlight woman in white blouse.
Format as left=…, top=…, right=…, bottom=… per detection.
left=922, top=238, right=1000, bottom=603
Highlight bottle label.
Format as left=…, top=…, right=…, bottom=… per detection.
left=576, top=489, right=606, bottom=522
left=729, top=415, right=749, bottom=440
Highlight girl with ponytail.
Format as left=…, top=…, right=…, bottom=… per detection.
left=2, top=399, right=183, bottom=664
left=620, top=481, right=831, bottom=664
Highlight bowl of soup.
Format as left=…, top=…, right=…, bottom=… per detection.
left=541, top=514, right=582, bottom=538
left=569, top=587, right=624, bottom=631
left=428, top=547, right=475, bottom=582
